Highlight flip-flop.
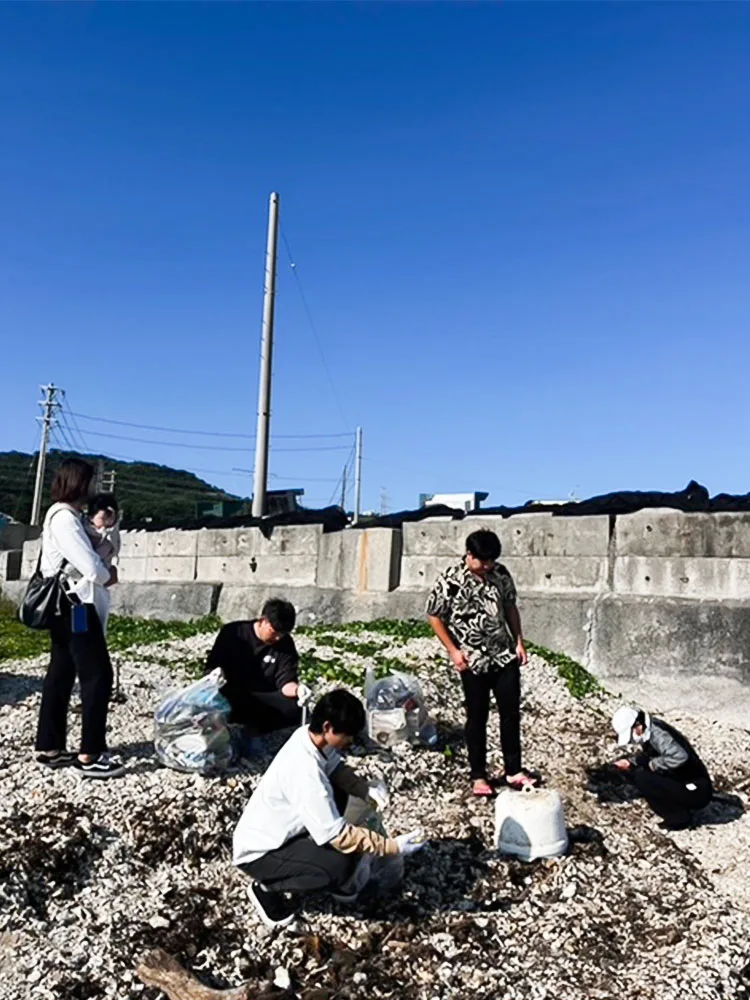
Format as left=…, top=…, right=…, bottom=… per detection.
left=472, top=781, right=496, bottom=797
left=505, top=770, right=541, bottom=791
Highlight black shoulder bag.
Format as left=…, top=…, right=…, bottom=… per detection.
left=19, top=509, right=71, bottom=631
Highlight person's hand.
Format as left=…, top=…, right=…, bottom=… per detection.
left=516, top=639, right=528, bottom=666
left=105, top=566, right=118, bottom=588
left=450, top=648, right=469, bottom=672
left=614, top=758, right=632, bottom=771
left=296, top=682, right=313, bottom=707
left=395, top=829, right=426, bottom=856
left=367, top=779, right=389, bottom=812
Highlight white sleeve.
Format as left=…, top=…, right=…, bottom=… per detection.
left=288, top=764, right=346, bottom=847
left=50, top=510, right=111, bottom=586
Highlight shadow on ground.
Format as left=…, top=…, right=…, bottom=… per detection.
left=0, top=670, right=44, bottom=706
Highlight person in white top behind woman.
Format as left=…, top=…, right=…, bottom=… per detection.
left=35, top=458, right=125, bottom=779
left=84, top=492, right=121, bottom=636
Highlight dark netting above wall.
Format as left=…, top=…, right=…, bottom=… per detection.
left=120, top=482, right=750, bottom=535
left=121, top=505, right=349, bottom=536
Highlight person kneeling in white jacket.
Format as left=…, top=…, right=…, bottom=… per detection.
left=233, top=688, right=424, bottom=928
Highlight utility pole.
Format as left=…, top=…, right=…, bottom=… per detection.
left=31, top=384, right=61, bottom=526
left=353, top=426, right=363, bottom=524
left=252, top=192, right=280, bottom=518
left=340, top=463, right=348, bottom=511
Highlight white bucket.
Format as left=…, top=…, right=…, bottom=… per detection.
left=494, top=786, right=569, bottom=862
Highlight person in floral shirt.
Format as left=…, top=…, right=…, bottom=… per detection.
left=426, top=529, right=537, bottom=796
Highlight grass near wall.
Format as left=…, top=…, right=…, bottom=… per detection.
left=0, top=599, right=601, bottom=699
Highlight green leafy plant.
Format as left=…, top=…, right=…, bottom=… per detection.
left=527, top=641, right=602, bottom=699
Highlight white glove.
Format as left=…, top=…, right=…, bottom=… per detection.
left=297, top=683, right=313, bottom=708
left=395, top=829, right=426, bottom=857
left=367, top=780, right=390, bottom=812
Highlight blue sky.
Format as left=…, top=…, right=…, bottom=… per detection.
left=1, top=2, right=748, bottom=512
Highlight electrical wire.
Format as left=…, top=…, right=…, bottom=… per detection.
left=281, top=230, right=349, bottom=427
left=66, top=427, right=352, bottom=453
left=68, top=410, right=352, bottom=441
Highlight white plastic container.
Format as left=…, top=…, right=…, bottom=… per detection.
left=494, top=786, right=569, bottom=861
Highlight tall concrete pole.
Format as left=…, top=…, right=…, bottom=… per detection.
left=340, top=463, right=348, bottom=511
left=353, top=426, right=363, bottom=524
left=252, top=192, right=280, bottom=518
left=31, top=383, right=60, bottom=526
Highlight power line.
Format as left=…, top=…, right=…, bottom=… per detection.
left=61, top=397, right=92, bottom=453
left=281, top=230, right=348, bottom=426
left=68, top=427, right=352, bottom=453
left=68, top=410, right=352, bottom=440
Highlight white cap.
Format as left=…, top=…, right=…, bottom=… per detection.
left=612, top=706, right=638, bottom=746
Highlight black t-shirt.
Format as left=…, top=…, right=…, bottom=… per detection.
left=205, top=620, right=299, bottom=721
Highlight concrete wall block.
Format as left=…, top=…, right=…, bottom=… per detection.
left=400, top=555, right=457, bottom=591
left=197, top=525, right=323, bottom=558
left=357, top=528, right=402, bottom=593
left=146, top=530, right=199, bottom=559
left=497, top=515, right=610, bottom=557
left=0, top=550, right=22, bottom=582
left=501, top=556, right=608, bottom=593
left=196, top=554, right=316, bottom=587
left=614, top=556, right=750, bottom=600
left=143, top=556, right=196, bottom=582
left=403, top=515, right=609, bottom=557
left=613, top=509, right=750, bottom=558
left=110, top=582, right=220, bottom=621
left=316, top=531, right=359, bottom=591
left=588, top=594, right=750, bottom=685
left=0, top=523, right=39, bottom=552
left=401, top=554, right=607, bottom=593
left=118, top=531, right=148, bottom=559
left=21, top=539, right=41, bottom=579
left=117, top=558, right=148, bottom=582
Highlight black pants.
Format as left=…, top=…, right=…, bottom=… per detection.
left=235, top=690, right=302, bottom=735
left=460, top=660, right=522, bottom=780
left=239, top=788, right=356, bottom=895
left=35, top=604, right=113, bottom=755
left=634, top=767, right=713, bottom=827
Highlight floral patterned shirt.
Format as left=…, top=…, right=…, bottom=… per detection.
left=425, top=559, right=519, bottom=672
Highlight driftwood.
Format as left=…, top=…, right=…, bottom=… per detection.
left=135, top=950, right=254, bottom=1000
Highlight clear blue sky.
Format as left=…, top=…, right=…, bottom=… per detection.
left=1, top=2, right=748, bottom=512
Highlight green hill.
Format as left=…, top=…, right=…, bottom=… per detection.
left=0, top=450, right=241, bottom=527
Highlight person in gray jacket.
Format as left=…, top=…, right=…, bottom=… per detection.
left=612, top=706, right=713, bottom=830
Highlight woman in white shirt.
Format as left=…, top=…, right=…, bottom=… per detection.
left=35, top=459, right=125, bottom=779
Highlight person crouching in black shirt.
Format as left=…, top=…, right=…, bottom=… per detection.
left=206, top=599, right=303, bottom=746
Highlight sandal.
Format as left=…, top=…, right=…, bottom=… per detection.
left=471, top=779, right=496, bottom=797
left=504, top=769, right=541, bottom=791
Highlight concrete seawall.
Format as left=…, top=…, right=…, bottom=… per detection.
left=3, top=510, right=750, bottom=721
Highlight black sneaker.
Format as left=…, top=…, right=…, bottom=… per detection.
left=247, top=883, right=298, bottom=929
left=75, top=753, right=126, bottom=780
left=36, top=751, right=77, bottom=770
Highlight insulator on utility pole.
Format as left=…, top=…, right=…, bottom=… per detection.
left=31, top=384, right=61, bottom=527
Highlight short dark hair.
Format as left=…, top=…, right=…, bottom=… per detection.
left=51, top=458, right=95, bottom=505
left=89, top=492, right=119, bottom=518
left=634, top=709, right=647, bottom=729
left=261, top=597, right=296, bottom=634
left=309, top=689, right=366, bottom=736
left=466, top=529, right=501, bottom=561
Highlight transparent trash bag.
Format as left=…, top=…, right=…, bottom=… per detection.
left=343, top=795, right=404, bottom=895
left=154, top=667, right=233, bottom=774
left=364, top=669, right=437, bottom=748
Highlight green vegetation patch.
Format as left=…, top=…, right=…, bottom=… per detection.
left=527, top=641, right=602, bottom=699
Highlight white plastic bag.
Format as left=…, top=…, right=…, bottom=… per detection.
left=365, top=670, right=437, bottom=747
left=343, top=795, right=404, bottom=895
left=154, top=667, right=233, bottom=774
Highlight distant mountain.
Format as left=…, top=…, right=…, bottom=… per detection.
left=0, top=450, right=241, bottom=527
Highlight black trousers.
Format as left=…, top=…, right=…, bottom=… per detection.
left=35, top=603, right=113, bottom=756
left=634, top=767, right=713, bottom=827
left=460, top=660, right=522, bottom=780
left=239, top=788, right=357, bottom=895
left=234, top=690, right=302, bottom=735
